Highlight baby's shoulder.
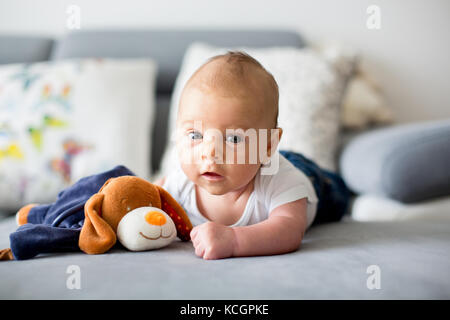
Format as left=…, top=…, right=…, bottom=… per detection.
left=255, top=152, right=314, bottom=201
left=252, top=152, right=317, bottom=214
left=257, top=152, right=308, bottom=184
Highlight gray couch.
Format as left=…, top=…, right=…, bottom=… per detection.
left=1, top=29, right=449, bottom=299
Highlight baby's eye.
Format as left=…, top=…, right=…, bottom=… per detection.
left=188, top=131, right=203, bottom=140
left=226, top=134, right=243, bottom=144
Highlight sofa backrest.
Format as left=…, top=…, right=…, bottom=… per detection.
left=0, top=35, right=54, bottom=64
left=51, top=29, right=305, bottom=94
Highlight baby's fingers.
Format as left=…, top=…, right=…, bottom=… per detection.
left=203, top=246, right=220, bottom=260
left=191, top=235, right=200, bottom=248
left=194, top=242, right=205, bottom=258
left=190, top=226, right=199, bottom=240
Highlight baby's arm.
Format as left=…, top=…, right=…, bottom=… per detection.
left=190, top=198, right=307, bottom=259
left=233, top=198, right=307, bottom=257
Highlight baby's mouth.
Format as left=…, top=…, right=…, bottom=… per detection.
left=201, top=171, right=224, bottom=181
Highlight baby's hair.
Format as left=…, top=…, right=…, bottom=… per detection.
left=190, top=50, right=279, bottom=128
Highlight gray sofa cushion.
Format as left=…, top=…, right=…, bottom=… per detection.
left=340, top=119, right=450, bottom=203
left=0, top=35, right=54, bottom=64
left=51, top=29, right=305, bottom=94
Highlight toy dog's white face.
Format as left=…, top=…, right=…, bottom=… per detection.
left=117, top=207, right=177, bottom=251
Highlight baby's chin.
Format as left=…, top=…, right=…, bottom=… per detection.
left=196, top=179, right=230, bottom=196
left=203, top=188, right=227, bottom=196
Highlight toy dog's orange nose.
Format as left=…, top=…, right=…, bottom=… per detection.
left=145, top=211, right=166, bottom=226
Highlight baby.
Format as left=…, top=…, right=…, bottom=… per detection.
left=156, top=51, right=349, bottom=260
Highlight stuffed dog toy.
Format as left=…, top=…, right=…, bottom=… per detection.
left=79, top=174, right=192, bottom=254
left=0, top=165, right=192, bottom=260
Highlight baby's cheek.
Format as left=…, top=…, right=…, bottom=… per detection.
left=226, top=163, right=260, bottom=186
left=180, top=162, right=199, bottom=182
left=223, top=142, right=258, bottom=166
left=230, top=136, right=265, bottom=165
left=177, top=141, right=199, bottom=164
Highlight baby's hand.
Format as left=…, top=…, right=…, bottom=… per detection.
left=190, top=222, right=237, bottom=260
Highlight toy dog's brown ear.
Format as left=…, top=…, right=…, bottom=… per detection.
left=0, top=248, right=14, bottom=261
left=156, top=186, right=193, bottom=241
left=98, top=178, right=113, bottom=193
left=79, top=193, right=117, bottom=254
left=16, top=203, right=38, bottom=226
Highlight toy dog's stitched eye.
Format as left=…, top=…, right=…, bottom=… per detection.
left=126, top=206, right=131, bottom=212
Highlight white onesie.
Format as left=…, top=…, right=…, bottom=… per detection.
left=162, top=151, right=319, bottom=229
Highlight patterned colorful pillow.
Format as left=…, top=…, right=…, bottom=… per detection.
left=0, top=59, right=157, bottom=211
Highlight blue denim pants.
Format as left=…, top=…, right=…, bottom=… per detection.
left=279, top=150, right=351, bottom=226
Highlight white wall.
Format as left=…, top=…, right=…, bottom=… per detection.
left=1, top=0, right=449, bottom=123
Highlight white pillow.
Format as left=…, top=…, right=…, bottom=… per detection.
left=159, top=42, right=355, bottom=176
left=351, top=194, right=450, bottom=222
left=0, top=58, right=157, bottom=210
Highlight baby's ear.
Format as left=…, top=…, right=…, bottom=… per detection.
left=156, top=186, right=193, bottom=241
left=266, top=127, right=283, bottom=158
left=79, top=193, right=117, bottom=254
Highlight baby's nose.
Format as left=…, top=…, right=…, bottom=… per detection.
left=145, top=211, right=166, bottom=226
left=201, top=136, right=221, bottom=162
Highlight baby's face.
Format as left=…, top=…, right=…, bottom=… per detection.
left=176, top=85, right=273, bottom=195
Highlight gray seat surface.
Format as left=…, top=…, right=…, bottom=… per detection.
left=1, top=216, right=449, bottom=299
